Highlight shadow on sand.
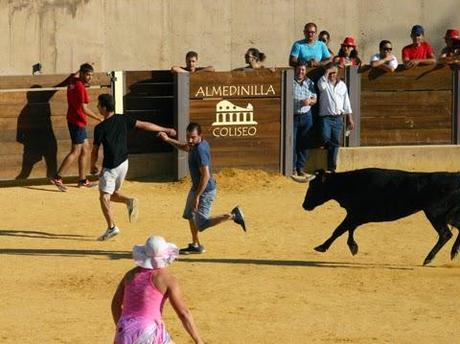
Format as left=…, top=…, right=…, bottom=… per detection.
left=0, top=229, right=94, bottom=242
left=0, top=246, right=415, bottom=270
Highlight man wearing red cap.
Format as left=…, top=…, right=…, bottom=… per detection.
left=402, top=25, right=436, bottom=68
left=439, top=29, right=460, bottom=65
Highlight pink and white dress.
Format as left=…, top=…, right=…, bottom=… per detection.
left=114, top=268, right=171, bottom=344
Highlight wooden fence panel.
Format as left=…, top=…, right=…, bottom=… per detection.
left=0, top=73, right=110, bottom=180
left=360, top=65, right=454, bottom=146
left=123, top=70, right=174, bottom=154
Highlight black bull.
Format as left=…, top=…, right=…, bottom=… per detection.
left=300, top=168, right=460, bottom=265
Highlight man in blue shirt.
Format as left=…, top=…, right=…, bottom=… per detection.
left=159, top=122, right=246, bottom=254
left=289, top=22, right=332, bottom=67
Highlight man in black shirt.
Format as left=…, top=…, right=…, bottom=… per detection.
left=91, top=94, right=176, bottom=241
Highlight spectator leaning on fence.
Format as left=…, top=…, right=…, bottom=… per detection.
left=439, top=29, right=460, bottom=65
left=370, top=40, right=399, bottom=72
left=171, top=51, right=215, bottom=73
left=234, top=48, right=276, bottom=72
left=319, top=30, right=334, bottom=56
left=334, top=36, right=361, bottom=68
left=292, top=63, right=317, bottom=178
left=289, top=22, right=332, bottom=67
left=317, top=63, right=354, bottom=173
left=402, top=25, right=436, bottom=68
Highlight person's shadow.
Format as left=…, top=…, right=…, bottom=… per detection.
left=15, top=85, right=58, bottom=179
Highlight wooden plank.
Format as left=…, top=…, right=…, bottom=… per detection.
left=0, top=126, right=95, bottom=143
left=126, top=83, right=174, bottom=97
left=361, top=90, right=452, bottom=129
left=0, top=150, right=89, bottom=180
left=125, top=70, right=174, bottom=91
left=0, top=88, right=109, bottom=118
left=124, top=96, right=173, bottom=110
left=361, top=128, right=452, bottom=146
left=362, top=114, right=451, bottom=130
left=0, top=139, right=73, bottom=155
left=190, top=70, right=282, bottom=99
left=360, top=64, right=453, bottom=91
left=0, top=72, right=111, bottom=90
left=189, top=98, right=280, bottom=171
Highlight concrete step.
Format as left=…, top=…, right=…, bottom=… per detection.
left=305, top=145, right=460, bottom=173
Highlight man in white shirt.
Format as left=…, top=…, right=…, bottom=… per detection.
left=317, top=63, right=354, bottom=172
left=370, top=40, right=399, bottom=72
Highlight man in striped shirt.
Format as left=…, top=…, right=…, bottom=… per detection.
left=292, top=63, right=317, bottom=177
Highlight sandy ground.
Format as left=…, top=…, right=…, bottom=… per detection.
left=0, top=169, right=459, bottom=344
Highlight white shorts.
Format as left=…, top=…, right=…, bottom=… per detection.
left=99, top=160, right=128, bottom=195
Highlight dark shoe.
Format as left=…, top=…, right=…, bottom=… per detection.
left=179, top=243, right=206, bottom=255
left=78, top=179, right=95, bottom=188
left=50, top=177, right=67, bottom=192
left=231, top=206, right=246, bottom=232
left=296, top=169, right=307, bottom=177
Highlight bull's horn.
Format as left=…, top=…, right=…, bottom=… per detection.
left=290, top=174, right=315, bottom=183
left=306, top=174, right=316, bottom=182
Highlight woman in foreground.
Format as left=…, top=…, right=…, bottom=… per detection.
left=111, top=235, right=203, bottom=344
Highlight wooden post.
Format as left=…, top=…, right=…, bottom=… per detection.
left=345, top=65, right=361, bottom=147
left=174, top=72, right=190, bottom=180
left=453, top=67, right=460, bottom=144
left=281, top=69, right=294, bottom=176
left=111, top=71, right=125, bottom=114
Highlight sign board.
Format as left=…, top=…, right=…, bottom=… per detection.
left=189, top=70, right=283, bottom=171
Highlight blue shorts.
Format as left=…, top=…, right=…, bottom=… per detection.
left=68, top=122, right=87, bottom=144
left=183, top=188, right=217, bottom=231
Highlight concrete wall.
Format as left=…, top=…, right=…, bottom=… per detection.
left=0, top=0, right=459, bottom=75
left=306, top=145, right=460, bottom=173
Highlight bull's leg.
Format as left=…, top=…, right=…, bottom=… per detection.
left=449, top=229, right=460, bottom=260
left=347, top=228, right=359, bottom=256
left=446, top=207, right=460, bottom=260
left=314, top=216, right=357, bottom=253
left=423, top=211, right=453, bottom=265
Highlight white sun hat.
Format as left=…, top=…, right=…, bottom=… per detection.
left=132, top=236, right=179, bottom=269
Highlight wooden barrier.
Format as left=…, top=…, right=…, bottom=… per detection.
left=182, top=69, right=293, bottom=174
left=358, top=65, right=455, bottom=146
left=0, top=73, right=111, bottom=181
left=122, top=70, right=174, bottom=154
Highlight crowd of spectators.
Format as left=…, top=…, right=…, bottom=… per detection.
left=169, top=22, right=460, bottom=177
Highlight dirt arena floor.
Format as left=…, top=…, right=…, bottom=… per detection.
left=1, top=169, right=459, bottom=343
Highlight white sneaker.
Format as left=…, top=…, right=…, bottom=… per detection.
left=97, top=226, right=120, bottom=241
left=127, top=198, right=139, bottom=223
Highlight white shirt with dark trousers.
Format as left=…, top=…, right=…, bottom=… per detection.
left=317, top=75, right=352, bottom=117
left=317, top=75, right=352, bottom=172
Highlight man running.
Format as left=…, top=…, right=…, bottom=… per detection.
left=91, top=94, right=176, bottom=241
left=158, top=122, right=246, bottom=254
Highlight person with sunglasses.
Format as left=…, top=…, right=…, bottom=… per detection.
left=289, top=22, right=332, bottom=67
left=334, top=36, right=361, bottom=68
left=370, top=40, right=399, bottom=72
left=402, top=25, right=436, bottom=69
left=439, top=29, right=460, bottom=65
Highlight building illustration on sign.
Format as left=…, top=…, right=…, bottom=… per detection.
left=211, top=100, right=258, bottom=137
left=212, top=100, right=257, bottom=126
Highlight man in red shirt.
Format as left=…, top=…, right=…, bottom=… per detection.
left=402, top=25, right=436, bottom=68
left=51, top=63, right=102, bottom=191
